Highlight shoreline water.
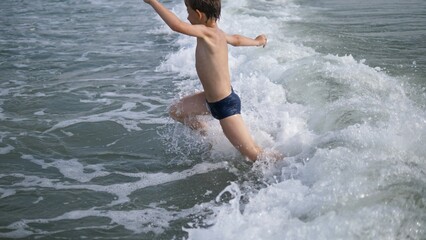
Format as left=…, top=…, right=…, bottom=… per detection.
left=0, top=0, right=425, bottom=239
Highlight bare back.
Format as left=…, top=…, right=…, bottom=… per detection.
left=195, top=27, right=232, bottom=102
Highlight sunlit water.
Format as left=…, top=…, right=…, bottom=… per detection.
left=0, top=0, right=425, bottom=239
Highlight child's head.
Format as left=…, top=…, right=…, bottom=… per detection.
left=185, top=0, right=221, bottom=21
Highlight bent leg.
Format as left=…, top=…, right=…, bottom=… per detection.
left=169, top=92, right=210, bottom=131
left=219, top=114, right=262, bottom=161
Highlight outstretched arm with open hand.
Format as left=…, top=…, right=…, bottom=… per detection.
left=226, top=34, right=268, bottom=47
left=143, top=0, right=209, bottom=38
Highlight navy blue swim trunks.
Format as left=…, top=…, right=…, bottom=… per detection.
left=206, top=88, right=241, bottom=120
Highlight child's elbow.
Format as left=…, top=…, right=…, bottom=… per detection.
left=169, top=24, right=180, bottom=33
left=229, top=35, right=242, bottom=46
left=169, top=22, right=185, bottom=34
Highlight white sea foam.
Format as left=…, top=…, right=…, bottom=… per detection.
left=44, top=101, right=168, bottom=133
left=0, top=161, right=227, bottom=237
left=22, top=155, right=110, bottom=183
left=0, top=202, right=215, bottom=238
left=0, top=106, right=5, bottom=120
left=0, top=145, right=14, bottom=155
left=0, top=188, right=16, bottom=199
left=186, top=178, right=423, bottom=240
left=2, top=209, right=170, bottom=237
left=8, top=160, right=228, bottom=205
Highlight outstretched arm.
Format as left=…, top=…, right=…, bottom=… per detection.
left=226, top=34, right=268, bottom=47
left=144, top=0, right=208, bottom=38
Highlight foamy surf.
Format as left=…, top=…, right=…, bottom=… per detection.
left=0, top=0, right=425, bottom=239
left=0, top=159, right=228, bottom=238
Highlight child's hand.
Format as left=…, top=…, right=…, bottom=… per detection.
left=144, top=0, right=153, bottom=3
left=255, top=34, right=268, bottom=48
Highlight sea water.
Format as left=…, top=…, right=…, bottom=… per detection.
left=0, top=0, right=425, bottom=239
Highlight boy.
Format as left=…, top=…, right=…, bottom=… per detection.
left=144, top=0, right=268, bottom=161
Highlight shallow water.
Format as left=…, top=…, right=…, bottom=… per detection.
left=0, top=0, right=425, bottom=239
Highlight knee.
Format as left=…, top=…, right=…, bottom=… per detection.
left=168, top=103, right=183, bottom=122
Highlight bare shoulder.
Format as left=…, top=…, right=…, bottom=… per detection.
left=197, top=27, right=227, bottom=47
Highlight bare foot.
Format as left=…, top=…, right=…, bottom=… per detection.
left=259, top=149, right=284, bottom=162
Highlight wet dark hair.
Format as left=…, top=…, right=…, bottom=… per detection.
left=186, top=0, right=221, bottom=21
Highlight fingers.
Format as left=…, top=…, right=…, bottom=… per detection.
left=255, top=34, right=268, bottom=48
left=259, top=35, right=267, bottom=48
